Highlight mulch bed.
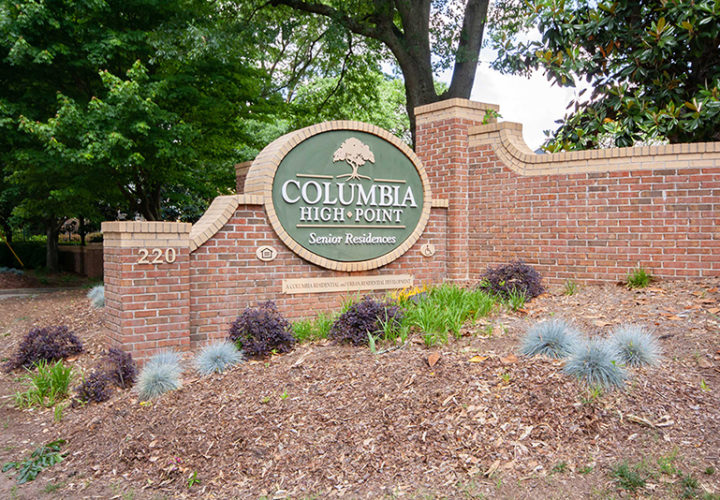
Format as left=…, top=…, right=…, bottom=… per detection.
left=0, top=279, right=719, bottom=499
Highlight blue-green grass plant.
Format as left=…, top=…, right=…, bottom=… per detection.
left=520, top=318, right=582, bottom=359
left=194, top=341, right=242, bottom=375
left=136, top=350, right=182, bottom=400
left=608, top=325, right=661, bottom=367
left=564, top=339, right=627, bottom=389
left=87, top=285, right=105, bottom=308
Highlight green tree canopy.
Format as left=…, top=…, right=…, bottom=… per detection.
left=490, top=0, right=720, bottom=150
left=263, top=0, right=492, bottom=141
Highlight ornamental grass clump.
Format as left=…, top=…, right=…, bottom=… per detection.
left=520, top=318, right=582, bottom=359
left=564, top=339, right=627, bottom=389
left=479, top=260, right=545, bottom=300
left=228, top=301, right=296, bottom=357
left=5, top=326, right=83, bottom=372
left=136, top=351, right=183, bottom=400
left=330, top=296, right=403, bottom=345
left=194, top=341, right=242, bottom=375
left=87, top=285, right=105, bottom=308
left=608, top=325, right=661, bottom=367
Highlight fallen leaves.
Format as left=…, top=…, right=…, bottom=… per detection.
left=427, top=352, right=440, bottom=367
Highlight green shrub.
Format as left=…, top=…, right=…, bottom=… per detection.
left=15, top=360, right=74, bottom=408
left=0, top=240, right=46, bottom=269
left=626, top=266, right=652, bottom=289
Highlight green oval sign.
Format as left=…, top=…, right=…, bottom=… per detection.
left=263, top=123, right=431, bottom=271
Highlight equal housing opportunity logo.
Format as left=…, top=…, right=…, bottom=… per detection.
left=265, top=124, right=432, bottom=271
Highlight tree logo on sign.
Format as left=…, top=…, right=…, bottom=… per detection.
left=333, top=138, right=374, bottom=181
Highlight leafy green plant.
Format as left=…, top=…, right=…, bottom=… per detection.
left=187, top=471, right=200, bottom=488
left=580, top=385, right=604, bottom=406
left=520, top=318, right=582, bottom=359
left=15, top=360, right=74, bottom=408
left=657, top=449, right=679, bottom=476
left=505, top=288, right=527, bottom=312
left=292, top=312, right=334, bottom=343
left=563, top=279, right=578, bottom=296
left=611, top=461, right=647, bottom=493
left=609, top=325, right=661, bottom=367
left=552, top=461, right=568, bottom=474
left=626, top=267, right=652, bottom=289
left=2, top=439, right=66, bottom=484
left=578, top=465, right=594, bottom=475
left=367, top=333, right=378, bottom=354
left=194, top=341, right=242, bottom=375
left=564, top=340, right=626, bottom=389
left=681, top=474, right=699, bottom=498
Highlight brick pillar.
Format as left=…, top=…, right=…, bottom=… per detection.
left=235, top=161, right=252, bottom=194
left=102, top=221, right=192, bottom=364
left=414, top=98, right=499, bottom=281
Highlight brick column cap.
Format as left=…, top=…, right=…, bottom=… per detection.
left=102, top=221, right=192, bottom=248
left=415, top=98, right=500, bottom=125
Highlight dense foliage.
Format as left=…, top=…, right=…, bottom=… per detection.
left=479, top=261, right=545, bottom=300
left=5, top=326, right=83, bottom=371
left=330, top=296, right=403, bottom=346
left=228, top=301, right=296, bottom=357
left=74, top=370, right=111, bottom=404
left=102, top=348, right=137, bottom=389
left=490, top=0, right=720, bottom=150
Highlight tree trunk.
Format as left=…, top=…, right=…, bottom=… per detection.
left=79, top=217, right=86, bottom=246
left=45, top=221, right=60, bottom=273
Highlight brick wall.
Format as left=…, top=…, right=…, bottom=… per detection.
left=102, top=99, right=720, bottom=362
left=188, top=202, right=447, bottom=347
left=102, top=222, right=192, bottom=362
left=465, top=122, right=720, bottom=283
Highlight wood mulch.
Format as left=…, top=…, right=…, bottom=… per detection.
left=0, top=279, right=719, bottom=499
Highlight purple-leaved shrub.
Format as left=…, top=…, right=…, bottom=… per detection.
left=480, top=261, right=545, bottom=300
left=5, top=326, right=84, bottom=371
left=102, top=347, right=137, bottom=388
left=75, top=370, right=111, bottom=404
left=228, top=301, right=296, bottom=357
left=329, top=296, right=403, bottom=345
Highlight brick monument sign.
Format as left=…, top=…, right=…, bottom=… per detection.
left=103, top=99, right=720, bottom=362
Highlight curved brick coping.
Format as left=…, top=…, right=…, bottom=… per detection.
left=469, top=121, right=720, bottom=176
left=189, top=194, right=263, bottom=252
left=241, top=120, right=435, bottom=272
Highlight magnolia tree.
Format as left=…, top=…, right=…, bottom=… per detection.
left=490, top=0, right=720, bottom=150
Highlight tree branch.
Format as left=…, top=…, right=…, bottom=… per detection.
left=444, top=0, right=489, bottom=99
left=270, top=0, right=386, bottom=42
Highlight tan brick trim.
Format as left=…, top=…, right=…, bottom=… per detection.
left=189, top=194, right=264, bottom=252
left=430, top=199, right=449, bottom=208
left=102, top=221, right=192, bottom=248
left=415, top=98, right=500, bottom=125
left=245, top=120, right=434, bottom=272
left=469, top=121, right=720, bottom=175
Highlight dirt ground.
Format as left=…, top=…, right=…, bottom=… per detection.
left=0, top=278, right=719, bottom=499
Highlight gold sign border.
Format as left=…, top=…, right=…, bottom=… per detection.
left=244, top=121, right=433, bottom=272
